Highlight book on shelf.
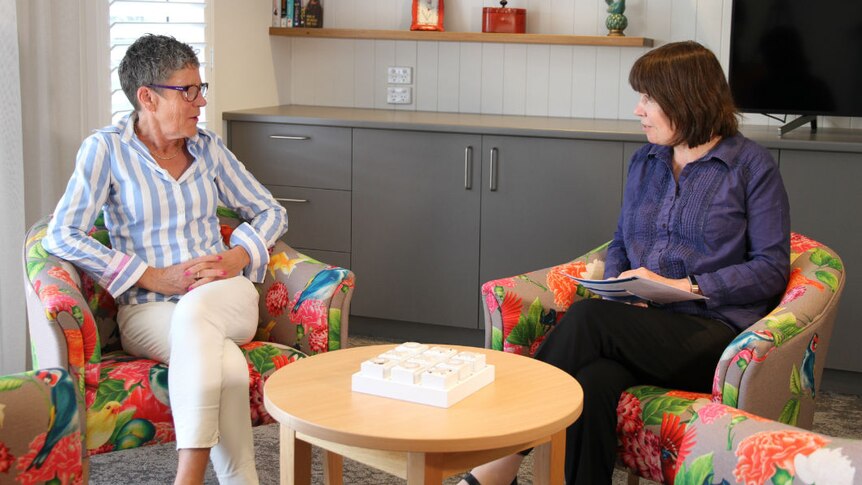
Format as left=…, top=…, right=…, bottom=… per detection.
left=563, top=274, right=708, bottom=305
left=272, top=0, right=280, bottom=27
left=304, top=0, right=323, bottom=28
left=270, top=1, right=324, bottom=30
left=285, top=0, right=294, bottom=27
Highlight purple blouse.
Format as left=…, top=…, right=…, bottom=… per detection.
left=604, top=133, right=791, bottom=332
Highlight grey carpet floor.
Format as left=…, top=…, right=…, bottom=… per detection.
left=89, top=337, right=862, bottom=484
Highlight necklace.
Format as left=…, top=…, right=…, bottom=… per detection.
left=150, top=143, right=183, bottom=160
left=134, top=122, right=183, bottom=160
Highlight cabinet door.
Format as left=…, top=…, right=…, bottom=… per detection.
left=352, top=129, right=482, bottom=328
left=780, top=149, right=862, bottom=372
left=480, top=136, right=624, bottom=283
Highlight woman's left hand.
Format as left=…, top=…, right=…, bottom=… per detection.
left=618, top=267, right=692, bottom=293
left=184, top=246, right=251, bottom=291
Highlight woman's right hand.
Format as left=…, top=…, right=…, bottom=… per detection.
left=136, top=264, right=196, bottom=296
left=135, top=254, right=223, bottom=296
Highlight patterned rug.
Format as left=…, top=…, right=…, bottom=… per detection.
left=89, top=336, right=862, bottom=484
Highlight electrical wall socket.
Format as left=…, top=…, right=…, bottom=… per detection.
left=387, top=86, right=412, bottom=104
left=387, top=66, right=413, bottom=84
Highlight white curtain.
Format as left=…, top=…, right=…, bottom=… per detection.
left=0, top=0, right=26, bottom=375
left=18, top=0, right=109, bottom=225
left=0, top=0, right=108, bottom=374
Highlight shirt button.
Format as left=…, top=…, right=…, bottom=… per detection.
left=662, top=223, right=667, bottom=228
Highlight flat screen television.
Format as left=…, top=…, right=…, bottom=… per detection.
left=728, top=0, right=862, bottom=118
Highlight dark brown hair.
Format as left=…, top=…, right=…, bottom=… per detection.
left=629, top=41, right=739, bottom=148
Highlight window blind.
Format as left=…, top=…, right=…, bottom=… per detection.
left=109, top=0, right=209, bottom=126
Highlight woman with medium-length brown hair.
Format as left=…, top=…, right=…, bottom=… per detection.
left=460, top=41, right=790, bottom=485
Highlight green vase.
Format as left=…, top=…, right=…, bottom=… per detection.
left=606, top=13, right=628, bottom=36
left=605, top=0, right=627, bottom=36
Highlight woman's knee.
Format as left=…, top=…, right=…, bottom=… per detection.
left=546, top=299, right=608, bottom=341
left=222, top=342, right=251, bottom=389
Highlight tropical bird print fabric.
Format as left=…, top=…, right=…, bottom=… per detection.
left=0, top=368, right=84, bottom=485
left=23, top=210, right=355, bottom=457
left=482, top=233, right=845, bottom=484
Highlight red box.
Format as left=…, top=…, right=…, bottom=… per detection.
left=482, top=7, right=526, bottom=34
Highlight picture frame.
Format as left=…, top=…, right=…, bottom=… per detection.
left=411, top=0, right=444, bottom=32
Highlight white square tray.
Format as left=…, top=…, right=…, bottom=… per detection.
left=351, top=364, right=495, bottom=408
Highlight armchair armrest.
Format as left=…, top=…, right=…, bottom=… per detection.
left=483, top=242, right=609, bottom=355
left=676, top=399, right=862, bottom=485
left=23, top=221, right=102, bottom=400
left=712, top=239, right=845, bottom=429
left=0, top=368, right=85, bottom=483
left=257, top=240, right=355, bottom=355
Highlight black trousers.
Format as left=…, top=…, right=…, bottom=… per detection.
left=533, top=298, right=737, bottom=485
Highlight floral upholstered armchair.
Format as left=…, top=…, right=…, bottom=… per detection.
left=482, top=233, right=845, bottom=484
left=23, top=210, right=354, bottom=473
left=648, top=399, right=861, bottom=484
left=0, top=368, right=84, bottom=485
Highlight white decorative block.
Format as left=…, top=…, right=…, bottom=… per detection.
left=421, top=365, right=458, bottom=389
left=359, top=357, right=397, bottom=379
left=425, top=346, right=458, bottom=361
left=390, top=361, right=427, bottom=385
left=395, top=342, right=429, bottom=355
left=441, top=358, right=473, bottom=380
left=454, top=351, right=486, bottom=372
left=351, top=343, right=496, bottom=408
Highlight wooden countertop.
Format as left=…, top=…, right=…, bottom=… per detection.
left=224, top=105, right=862, bottom=153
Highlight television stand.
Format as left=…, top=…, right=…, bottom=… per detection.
left=779, top=115, right=817, bottom=136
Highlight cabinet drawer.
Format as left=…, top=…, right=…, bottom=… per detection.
left=270, top=185, right=351, bottom=253
left=229, top=122, right=351, bottom=190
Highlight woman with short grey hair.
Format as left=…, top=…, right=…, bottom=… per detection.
left=44, top=34, right=286, bottom=485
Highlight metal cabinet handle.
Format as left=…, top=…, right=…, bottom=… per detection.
left=269, top=135, right=310, bottom=140
left=489, top=147, right=499, bottom=192
left=274, top=198, right=309, bottom=203
left=464, top=146, right=473, bottom=190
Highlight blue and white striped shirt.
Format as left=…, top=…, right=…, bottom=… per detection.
left=43, top=114, right=288, bottom=305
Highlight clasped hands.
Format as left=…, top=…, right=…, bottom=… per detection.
left=136, top=246, right=251, bottom=296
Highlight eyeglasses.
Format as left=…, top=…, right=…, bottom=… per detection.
left=147, top=82, right=209, bottom=102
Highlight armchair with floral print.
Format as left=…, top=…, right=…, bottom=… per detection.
left=0, top=368, right=84, bottom=485
left=623, top=397, right=861, bottom=484
left=482, top=233, right=845, bottom=484
left=23, top=210, right=355, bottom=470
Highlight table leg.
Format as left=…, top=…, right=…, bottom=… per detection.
left=280, top=424, right=312, bottom=485
left=322, top=450, right=344, bottom=485
left=532, top=430, right=566, bottom=485
left=406, top=452, right=444, bottom=485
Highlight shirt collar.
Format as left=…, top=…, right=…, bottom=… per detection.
left=100, top=112, right=204, bottom=146
left=647, top=133, right=743, bottom=168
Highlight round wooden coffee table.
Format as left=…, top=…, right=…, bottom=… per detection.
left=264, top=344, right=582, bottom=485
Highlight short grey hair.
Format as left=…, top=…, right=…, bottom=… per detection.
left=119, top=34, right=200, bottom=111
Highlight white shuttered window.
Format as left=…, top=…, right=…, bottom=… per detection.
left=109, top=0, right=210, bottom=126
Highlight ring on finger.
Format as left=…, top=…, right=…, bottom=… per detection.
left=196, top=271, right=201, bottom=279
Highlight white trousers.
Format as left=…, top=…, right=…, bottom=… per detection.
left=118, top=276, right=260, bottom=485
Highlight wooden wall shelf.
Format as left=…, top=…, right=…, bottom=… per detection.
left=269, top=27, right=653, bottom=47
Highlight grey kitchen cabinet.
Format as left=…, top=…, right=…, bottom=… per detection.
left=226, top=121, right=352, bottom=266
left=480, top=136, right=625, bottom=283
left=352, top=130, right=626, bottom=329
left=228, top=122, right=351, bottom=189
left=223, top=106, right=862, bottom=373
left=779, top=149, right=862, bottom=372
left=352, top=129, right=483, bottom=328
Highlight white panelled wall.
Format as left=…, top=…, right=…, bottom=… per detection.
left=278, top=0, right=861, bottom=129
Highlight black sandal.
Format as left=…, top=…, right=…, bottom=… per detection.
left=462, top=471, right=518, bottom=485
